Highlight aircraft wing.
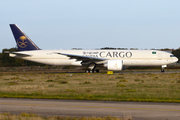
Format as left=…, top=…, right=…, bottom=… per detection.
left=55, top=52, right=106, bottom=63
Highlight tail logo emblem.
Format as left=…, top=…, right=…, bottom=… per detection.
left=17, top=36, right=28, bottom=48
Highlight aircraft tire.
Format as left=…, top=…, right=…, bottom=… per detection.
left=96, top=69, right=99, bottom=73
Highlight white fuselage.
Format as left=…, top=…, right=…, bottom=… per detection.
left=10, top=50, right=178, bottom=67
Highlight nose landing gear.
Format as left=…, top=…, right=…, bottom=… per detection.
left=161, top=65, right=167, bottom=73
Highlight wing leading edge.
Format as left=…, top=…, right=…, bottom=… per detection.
left=54, top=52, right=106, bottom=63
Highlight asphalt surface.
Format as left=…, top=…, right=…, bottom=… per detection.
left=0, top=98, right=180, bottom=120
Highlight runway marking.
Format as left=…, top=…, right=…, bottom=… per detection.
left=1, top=103, right=180, bottom=112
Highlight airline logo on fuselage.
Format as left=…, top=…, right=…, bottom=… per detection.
left=17, top=36, right=28, bottom=48
left=83, top=51, right=132, bottom=58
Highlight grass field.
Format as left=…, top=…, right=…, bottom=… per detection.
left=0, top=71, right=180, bottom=102
left=0, top=113, right=129, bottom=120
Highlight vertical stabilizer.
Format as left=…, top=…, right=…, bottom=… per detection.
left=10, top=24, right=40, bottom=51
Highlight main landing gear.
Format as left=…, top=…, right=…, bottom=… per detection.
left=85, top=69, right=99, bottom=73
left=85, top=63, right=99, bottom=73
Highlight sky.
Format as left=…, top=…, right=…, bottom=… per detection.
left=1, top=0, right=180, bottom=52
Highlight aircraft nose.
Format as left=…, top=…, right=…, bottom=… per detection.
left=175, top=57, right=178, bottom=62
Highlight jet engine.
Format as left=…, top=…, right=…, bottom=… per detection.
left=104, top=60, right=123, bottom=71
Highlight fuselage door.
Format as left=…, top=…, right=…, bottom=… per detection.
left=158, top=53, right=162, bottom=60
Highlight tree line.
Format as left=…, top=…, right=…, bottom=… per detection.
left=0, top=47, right=179, bottom=67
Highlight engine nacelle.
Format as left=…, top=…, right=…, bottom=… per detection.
left=105, top=60, right=123, bottom=71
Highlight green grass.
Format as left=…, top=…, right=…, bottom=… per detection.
left=0, top=72, right=180, bottom=102
left=0, top=112, right=129, bottom=120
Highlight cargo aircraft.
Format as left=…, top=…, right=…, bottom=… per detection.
left=9, top=24, right=178, bottom=72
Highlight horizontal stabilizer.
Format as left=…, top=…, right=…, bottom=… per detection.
left=10, top=52, right=31, bottom=57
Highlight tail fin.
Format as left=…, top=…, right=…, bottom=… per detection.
left=10, top=24, right=40, bottom=51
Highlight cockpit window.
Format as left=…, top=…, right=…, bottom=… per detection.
left=170, top=55, right=175, bottom=57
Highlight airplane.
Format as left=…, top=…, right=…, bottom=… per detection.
left=9, top=24, right=178, bottom=73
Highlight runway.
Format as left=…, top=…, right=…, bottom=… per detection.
left=0, top=98, right=180, bottom=120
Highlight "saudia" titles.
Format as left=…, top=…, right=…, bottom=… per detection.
left=83, top=51, right=132, bottom=58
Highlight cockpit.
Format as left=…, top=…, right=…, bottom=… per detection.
left=170, top=55, right=176, bottom=57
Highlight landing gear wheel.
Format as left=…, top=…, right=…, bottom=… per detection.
left=85, top=69, right=99, bottom=73
left=96, top=69, right=99, bottom=73
left=161, top=69, right=164, bottom=72
left=85, top=70, right=91, bottom=73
